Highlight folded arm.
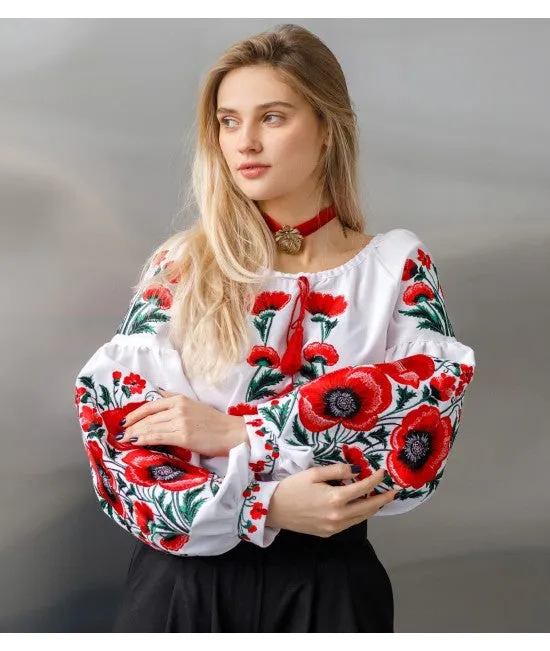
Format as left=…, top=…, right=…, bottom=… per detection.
left=242, top=238, right=476, bottom=515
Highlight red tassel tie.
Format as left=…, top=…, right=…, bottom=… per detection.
left=280, top=275, right=310, bottom=376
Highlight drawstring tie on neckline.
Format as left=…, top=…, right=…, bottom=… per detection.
left=280, top=275, right=310, bottom=376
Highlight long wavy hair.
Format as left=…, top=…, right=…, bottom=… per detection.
left=132, top=23, right=366, bottom=388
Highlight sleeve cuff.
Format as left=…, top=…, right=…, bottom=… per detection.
left=238, top=479, right=280, bottom=547
left=243, top=413, right=280, bottom=476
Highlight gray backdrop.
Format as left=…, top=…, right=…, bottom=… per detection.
left=1, top=18, right=548, bottom=632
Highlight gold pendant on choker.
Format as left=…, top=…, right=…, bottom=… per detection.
left=275, top=226, right=304, bottom=254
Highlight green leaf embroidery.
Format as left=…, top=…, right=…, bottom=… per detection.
left=396, top=385, right=416, bottom=409
left=99, top=384, right=113, bottom=410
left=290, top=416, right=311, bottom=446
left=78, top=375, right=95, bottom=391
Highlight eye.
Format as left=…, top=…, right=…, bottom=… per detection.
left=265, top=113, right=283, bottom=124
left=220, top=117, right=238, bottom=128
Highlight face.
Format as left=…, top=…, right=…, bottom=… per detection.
left=216, top=65, right=328, bottom=209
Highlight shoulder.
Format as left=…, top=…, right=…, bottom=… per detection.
left=373, top=228, right=430, bottom=281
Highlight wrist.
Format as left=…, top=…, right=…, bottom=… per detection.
left=226, top=415, right=249, bottom=452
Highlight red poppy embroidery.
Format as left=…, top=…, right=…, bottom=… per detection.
left=227, top=403, right=259, bottom=416
left=306, top=292, right=348, bottom=317
left=247, top=345, right=281, bottom=368
left=142, top=284, right=173, bottom=310
left=251, top=291, right=292, bottom=315
left=403, top=282, right=435, bottom=305
left=86, top=441, right=125, bottom=518
left=123, top=372, right=146, bottom=395
left=298, top=365, right=393, bottom=432
left=152, top=249, right=169, bottom=267
left=460, top=364, right=474, bottom=383
left=429, top=373, right=456, bottom=401
left=303, top=342, right=339, bottom=366
left=112, top=371, right=122, bottom=381
left=123, top=449, right=210, bottom=491
left=100, top=401, right=148, bottom=451
left=402, top=258, right=418, bottom=281
left=74, top=386, right=87, bottom=406
left=377, top=355, right=436, bottom=389
left=387, top=405, right=452, bottom=489
left=417, top=248, right=432, bottom=269
left=249, top=460, right=265, bottom=473
left=79, top=405, right=103, bottom=432
left=342, top=445, right=373, bottom=480
left=160, top=534, right=189, bottom=551
left=250, top=502, right=268, bottom=520
left=134, top=501, right=155, bottom=534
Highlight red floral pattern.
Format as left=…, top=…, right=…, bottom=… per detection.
left=160, top=534, right=190, bottom=551
left=247, top=345, right=281, bottom=368
left=142, top=284, right=173, bottom=310
left=79, top=405, right=103, bottom=432
left=387, top=405, right=452, bottom=489
left=376, top=355, right=435, bottom=389
left=122, top=372, right=146, bottom=395
left=123, top=449, right=210, bottom=491
left=298, top=365, right=393, bottom=432
left=303, top=342, right=339, bottom=366
left=403, top=282, right=435, bottom=305
left=250, top=502, right=268, bottom=520
left=306, top=292, right=348, bottom=317
left=86, top=440, right=125, bottom=518
left=342, top=445, right=373, bottom=480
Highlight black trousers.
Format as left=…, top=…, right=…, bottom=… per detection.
left=114, top=522, right=394, bottom=633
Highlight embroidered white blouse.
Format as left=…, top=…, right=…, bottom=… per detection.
left=74, top=228, right=476, bottom=556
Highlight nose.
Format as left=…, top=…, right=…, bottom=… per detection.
left=237, top=123, right=262, bottom=154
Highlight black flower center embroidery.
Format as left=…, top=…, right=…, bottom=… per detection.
left=150, top=464, right=185, bottom=482
left=324, top=388, right=361, bottom=419
left=399, top=430, right=432, bottom=469
left=98, top=466, right=116, bottom=500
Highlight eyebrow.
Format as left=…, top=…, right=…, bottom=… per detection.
left=216, top=101, right=296, bottom=115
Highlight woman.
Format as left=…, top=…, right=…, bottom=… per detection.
left=74, top=24, right=476, bottom=632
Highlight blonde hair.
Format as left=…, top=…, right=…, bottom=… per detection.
left=132, top=23, right=366, bottom=388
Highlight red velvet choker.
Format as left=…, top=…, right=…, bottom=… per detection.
left=261, top=204, right=338, bottom=254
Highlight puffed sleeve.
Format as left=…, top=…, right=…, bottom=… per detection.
left=74, top=244, right=280, bottom=555
left=241, top=232, right=476, bottom=516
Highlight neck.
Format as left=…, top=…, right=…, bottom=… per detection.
left=261, top=201, right=357, bottom=270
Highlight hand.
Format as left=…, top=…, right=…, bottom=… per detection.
left=117, top=389, right=247, bottom=456
left=266, top=464, right=398, bottom=537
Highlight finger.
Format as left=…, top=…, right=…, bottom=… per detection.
left=343, top=489, right=398, bottom=522
left=157, top=388, right=179, bottom=397
left=336, top=469, right=388, bottom=503
left=122, top=425, right=179, bottom=446
left=124, top=411, right=175, bottom=437
left=310, top=463, right=362, bottom=484
left=120, top=397, right=173, bottom=428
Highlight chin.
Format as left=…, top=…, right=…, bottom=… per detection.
left=235, top=182, right=282, bottom=203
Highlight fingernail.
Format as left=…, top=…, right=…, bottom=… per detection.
left=350, top=464, right=362, bottom=474
left=130, top=437, right=138, bottom=443
left=392, top=491, right=399, bottom=500
left=115, top=433, right=124, bottom=440
left=158, top=387, right=165, bottom=391
left=119, top=418, right=126, bottom=426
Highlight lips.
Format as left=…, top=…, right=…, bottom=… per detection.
left=238, top=163, right=269, bottom=170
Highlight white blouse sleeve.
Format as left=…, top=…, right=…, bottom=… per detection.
left=241, top=232, right=476, bottom=516
left=74, top=247, right=280, bottom=556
